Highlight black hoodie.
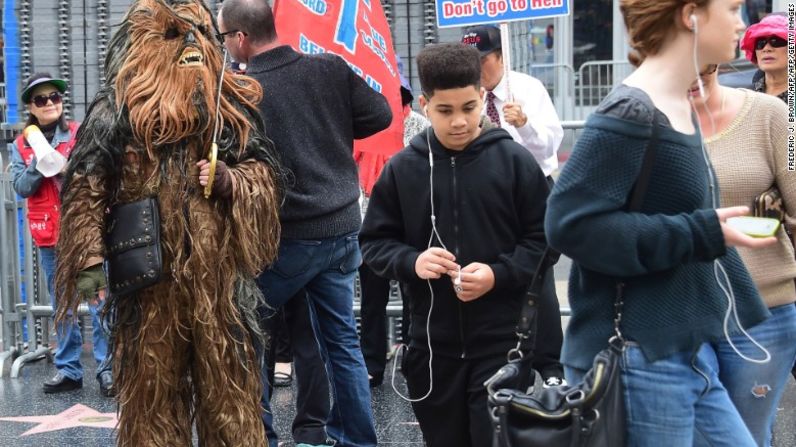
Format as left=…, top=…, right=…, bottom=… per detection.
left=360, top=127, right=550, bottom=359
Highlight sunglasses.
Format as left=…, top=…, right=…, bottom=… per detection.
left=755, top=36, right=787, bottom=50
left=216, top=29, right=246, bottom=41
left=31, top=92, right=62, bottom=108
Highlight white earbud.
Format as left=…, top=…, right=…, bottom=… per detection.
left=690, top=13, right=705, bottom=98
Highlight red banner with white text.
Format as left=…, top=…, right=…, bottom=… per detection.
left=273, top=0, right=404, bottom=194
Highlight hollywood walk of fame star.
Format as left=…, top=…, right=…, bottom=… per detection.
left=0, top=404, right=118, bottom=436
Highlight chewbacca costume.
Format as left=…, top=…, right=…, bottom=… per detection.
left=53, top=0, right=281, bottom=445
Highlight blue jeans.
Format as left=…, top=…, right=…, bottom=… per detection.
left=696, top=304, right=796, bottom=447
left=256, top=232, right=377, bottom=447
left=566, top=343, right=756, bottom=446
left=39, top=247, right=109, bottom=381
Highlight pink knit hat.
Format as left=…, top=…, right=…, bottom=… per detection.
left=740, top=14, right=788, bottom=64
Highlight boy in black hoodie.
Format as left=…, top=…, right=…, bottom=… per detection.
left=359, top=43, right=550, bottom=446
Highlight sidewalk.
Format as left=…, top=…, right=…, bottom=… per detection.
left=0, top=254, right=794, bottom=446
left=0, top=348, right=794, bottom=446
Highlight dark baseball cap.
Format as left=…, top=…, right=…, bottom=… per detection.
left=461, top=25, right=501, bottom=56
left=21, top=73, right=68, bottom=104
left=396, top=55, right=414, bottom=105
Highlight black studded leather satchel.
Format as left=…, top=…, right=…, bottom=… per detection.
left=104, top=197, right=163, bottom=297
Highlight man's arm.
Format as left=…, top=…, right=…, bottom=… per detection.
left=509, top=74, right=564, bottom=162
left=346, top=59, right=393, bottom=139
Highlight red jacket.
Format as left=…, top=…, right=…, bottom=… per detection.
left=14, top=122, right=79, bottom=247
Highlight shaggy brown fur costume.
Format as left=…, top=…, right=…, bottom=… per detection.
left=54, top=0, right=282, bottom=444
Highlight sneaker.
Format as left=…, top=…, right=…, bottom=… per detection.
left=542, top=376, right=567, bottom=388
left=43, top=372, right=83, bottom=394
left=98, top=371, right=115, bottom=397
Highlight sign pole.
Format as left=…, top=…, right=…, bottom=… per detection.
left=499, top=22, right=512, bottom=102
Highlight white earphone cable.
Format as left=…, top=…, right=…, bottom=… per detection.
left=690, top=18, right=770, bottom=364
left=390, top=128, right=443, bottom=403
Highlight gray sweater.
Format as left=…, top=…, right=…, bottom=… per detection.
left=245, top=45, right=392, bottom=239
left=546, top=85, right=769, bottom=370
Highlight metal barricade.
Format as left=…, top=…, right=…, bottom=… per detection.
left=0, top=153, right=29, bottom=377
left=0, top=153, right=89, bottom=378
left=576, top=60, right=633, bottom=119
left=529, top=63, right=577, bottom=121
left=0, top=83, right=6, bottom=125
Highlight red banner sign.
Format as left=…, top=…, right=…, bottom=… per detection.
left=273, top=0, right=404, bottom=194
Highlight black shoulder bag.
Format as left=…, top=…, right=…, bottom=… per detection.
left=485, top=121, right=660, bottom=447
left=104, top=197, right=163, bottom=297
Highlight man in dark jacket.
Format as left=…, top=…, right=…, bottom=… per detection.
left=359, top=43, right=549, bottom=447
left=218, top=1, right=392, bottom=446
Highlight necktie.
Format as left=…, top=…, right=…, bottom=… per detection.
left=486, top=91, right=501, bottom=127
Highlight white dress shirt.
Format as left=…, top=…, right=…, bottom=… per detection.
left=484, top=70, right=564, bottom=176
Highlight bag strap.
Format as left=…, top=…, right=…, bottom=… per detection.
left=613, top=118, right=659, bottom=339
left=510, top=118, right=660, bottom=360
left=515, top=248, right=551, bottom=339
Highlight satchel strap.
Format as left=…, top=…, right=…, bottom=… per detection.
left=627, top=120, right=659, bottom=211
left=614, top=119, right=659, bottom=339
left=512, top=119, right=660, bottom=359
left=515, top=248, right=552, bottom=339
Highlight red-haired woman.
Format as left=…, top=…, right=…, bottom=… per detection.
left=546, top=1, right=772, bottom=444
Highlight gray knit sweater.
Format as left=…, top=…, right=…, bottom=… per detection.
left=246, top=45, right=391, bottom=239
left=546, top=85, right=769, bottom=370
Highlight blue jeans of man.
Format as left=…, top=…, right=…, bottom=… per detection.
left=256, top=233, right=377, bottom=447
left=566, top=342, right=756, bottom=446
left=39, top=247, right=109, bottom=381
left=695, top=303, right=796, bottom=447
left=261, top=291, right=331, bottom=447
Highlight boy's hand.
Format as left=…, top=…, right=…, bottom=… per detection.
left=502, top=102, right=527, bottom=128
left=415, top=248, right=459, bottom=280
left=450, top=262, right=495, bottom=302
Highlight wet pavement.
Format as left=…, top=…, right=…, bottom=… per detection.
left=0, top=350, right=425, bottom=446
left=0, top=256, right=794, bottom=446
left=0, top=348, right=795, bottom=446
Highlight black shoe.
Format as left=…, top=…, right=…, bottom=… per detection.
left=98, top=371, right=115, bottom=397
left=43, top=372, right=82, bottom=394
left=368, top=372, right=383, bottom=388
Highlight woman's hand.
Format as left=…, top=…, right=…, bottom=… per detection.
left=716, top=206, right=778, bottom=249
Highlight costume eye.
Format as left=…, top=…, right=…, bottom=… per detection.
left=164, top=27, right=180, bottom=39
left=197, top=24, right=208, bottom=35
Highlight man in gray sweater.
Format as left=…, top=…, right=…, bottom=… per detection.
left=219, top=1, right=391, bottom=446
